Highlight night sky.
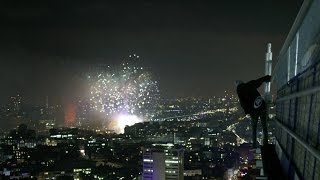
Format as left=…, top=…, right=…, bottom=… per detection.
left=0, top=0, right=303, bottom=105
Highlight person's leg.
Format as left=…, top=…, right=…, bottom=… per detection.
left=250, top=113, right=258, bottom=148
left=260, top=109, right=268, bottom=146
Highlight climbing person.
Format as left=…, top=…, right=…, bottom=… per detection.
left=235, top=75, right=271, bottom=148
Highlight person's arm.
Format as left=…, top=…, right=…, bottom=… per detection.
left=246, top=75, right=271, bottom=89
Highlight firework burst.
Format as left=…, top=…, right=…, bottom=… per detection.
left=89, top=55, right=159, bottom=132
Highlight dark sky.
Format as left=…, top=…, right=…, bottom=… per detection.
left=0, top=0, right=303, bottom=105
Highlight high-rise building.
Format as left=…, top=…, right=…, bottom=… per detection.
left=273, top=0, right=320, bottom=179
left=8, top=94, right=22, bottom=114
left=142, top=144, right=184, bottom=180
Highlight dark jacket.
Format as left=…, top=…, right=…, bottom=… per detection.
left=236, top=75, right=271, bottom=114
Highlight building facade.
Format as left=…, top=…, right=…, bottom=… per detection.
left=142, top=144, right=184, bottom=180
left=273, top=0, right=320, bottom=179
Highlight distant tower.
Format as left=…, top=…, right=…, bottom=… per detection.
left=265, top=43, right=272, bottom=101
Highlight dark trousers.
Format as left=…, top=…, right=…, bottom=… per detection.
left=250, top=107, right=268, bottom=148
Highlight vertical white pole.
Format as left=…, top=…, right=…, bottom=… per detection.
left=264, top=43, right=273, bottom=146
left=288, top=46, right=291, bottom=82
left=294, top=32, right=299, bottom=76
left=265, top=43, right=272, bottom=97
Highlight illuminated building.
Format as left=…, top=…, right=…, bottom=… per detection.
left=75, top=100, right=90, bottom=127
left=39, top=119, right=56, bottom=131
left=142, top=144, right=184, bottom=180
left=10, top=94, right=22, bottom=113
left=183, top=169, right=202, bottom=177
left=273, top=0, right=320, bottom=179
left=49, top=128, right=78, bottom=141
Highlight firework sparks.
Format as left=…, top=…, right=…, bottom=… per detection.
left=112, top=114, right=142, bottom=133
left=89, top=55, right=159, bottom=132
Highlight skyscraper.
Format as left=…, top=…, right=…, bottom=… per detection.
left=9, top=94, right=22, bottom=114
left=273, top=0, right=320, bottom=179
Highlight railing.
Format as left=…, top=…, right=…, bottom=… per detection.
left=275, top=118, right=320, bottom=161
left=276, top=84, right=320, bottom=102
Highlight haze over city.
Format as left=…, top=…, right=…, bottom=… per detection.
left=1, top=0, right=319, bottom=180
left=0, top=0, right=302, bottom=104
